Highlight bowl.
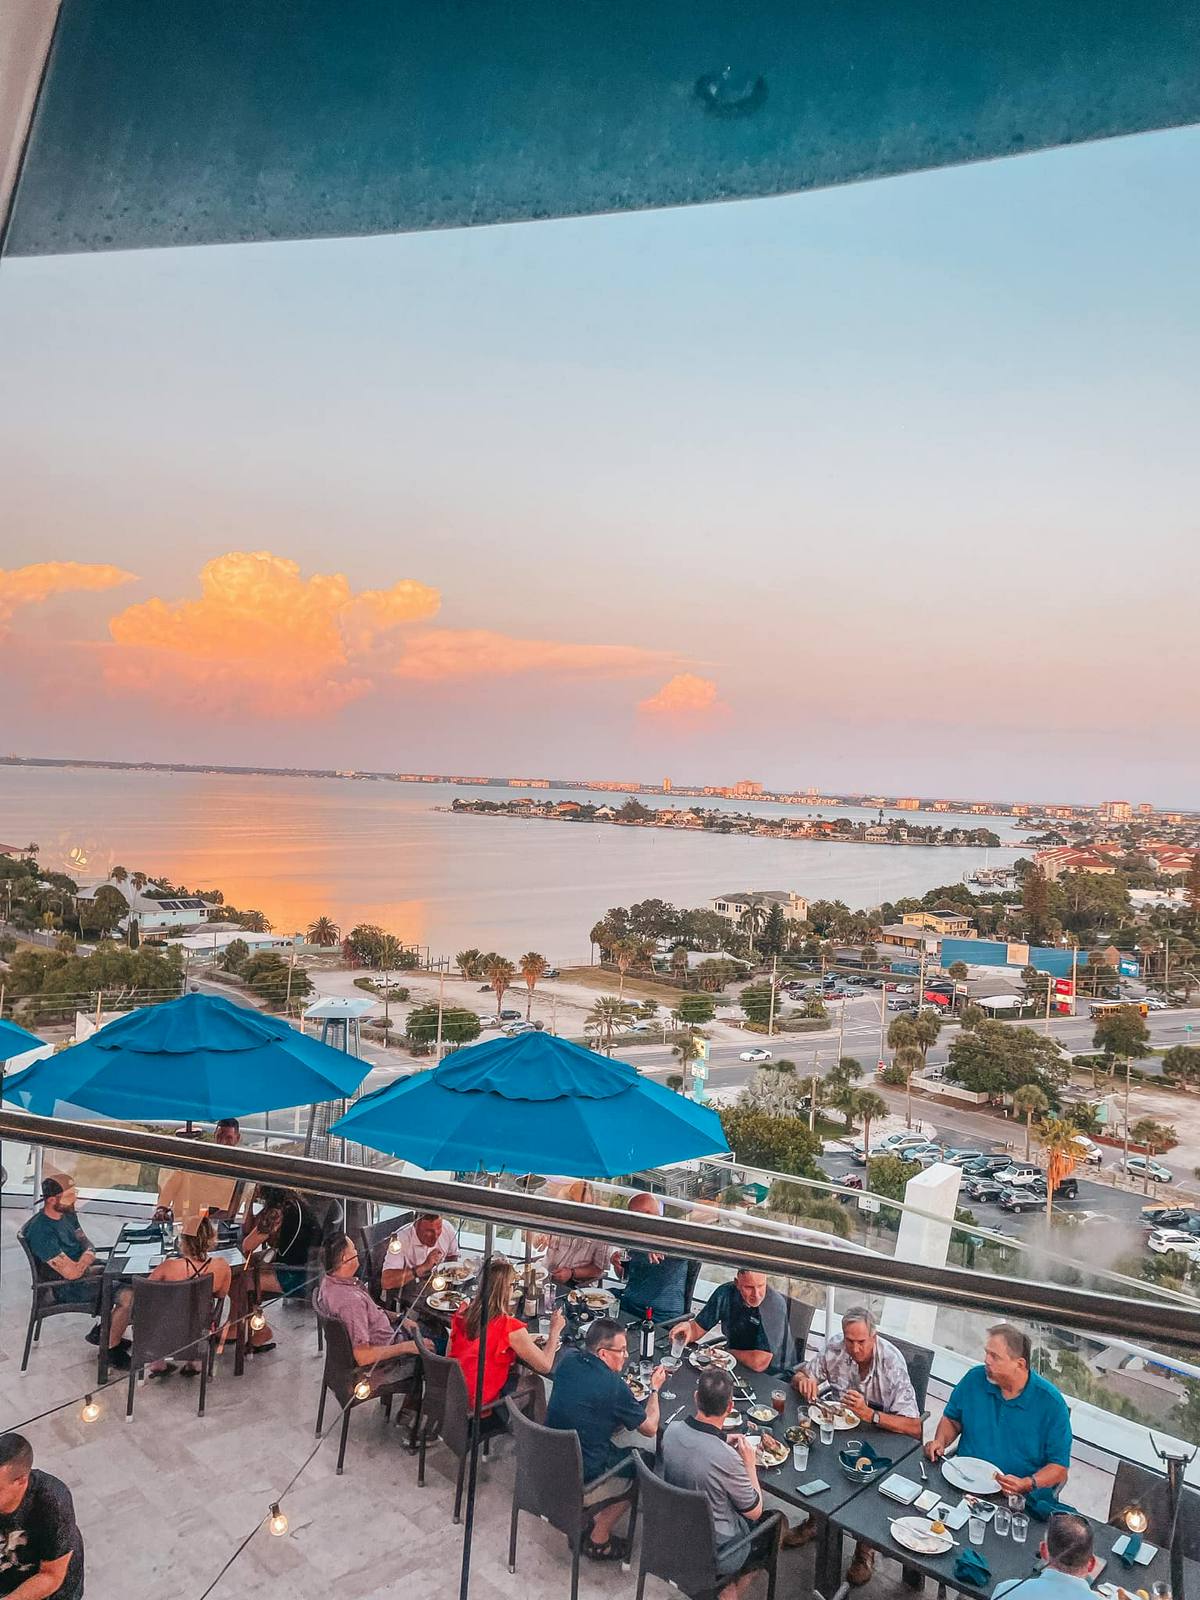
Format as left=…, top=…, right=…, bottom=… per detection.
left=837, top=1448, right=893, bottom=1484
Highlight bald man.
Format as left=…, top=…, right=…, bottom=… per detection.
left=617, top=1193, right=690, bottom=1322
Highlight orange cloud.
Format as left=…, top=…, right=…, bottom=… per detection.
left=105, top=551, right=440, bottom=717
left=638, top=673, right=728, bottom=728
left=393, top=629, right=676, bottom=683
left=0, top=561, right=136, bottom=634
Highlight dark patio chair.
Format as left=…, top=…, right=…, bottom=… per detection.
left=127, top=1276, right=215, bottom=1420
left=359, top=1211, right=414, bottom=1306
left=632, top=1452, right=782, bottom=1600
left=887, top=1333, right=934, bottom=1416
left=314, top=1314, right=417, bottom=1474
left=412, top=1332, right=506, bottom=1520
left=784, top=1297, right=817, bottom=1368
left=15, top=1223, right=108, bottom=1371
left=505, top=1400, right=640, bottom=1600
left=1107, top=1461, right=1177, bottom=1548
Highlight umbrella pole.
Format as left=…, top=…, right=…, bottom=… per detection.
left=459, top=1219, right=494, bottom=1600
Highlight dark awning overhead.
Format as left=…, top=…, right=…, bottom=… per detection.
left=5, top=0, right=1200, bottom=257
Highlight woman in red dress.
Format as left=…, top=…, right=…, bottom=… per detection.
left=449, top=1257, right=564, bottom=1413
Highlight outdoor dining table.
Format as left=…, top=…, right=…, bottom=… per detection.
left=97, top=1219, right=248, bottom=1384
left=826, top=1458, right=1178, bottom=1599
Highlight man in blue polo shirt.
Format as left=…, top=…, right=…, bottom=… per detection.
left=545, top=1317, right=664, bottom=1560
left=926, top=1323, right=1071, bottom=1497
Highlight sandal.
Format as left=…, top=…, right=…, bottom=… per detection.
left=148, top=1362, right=177, bottom=1379
left=583, top=1538, right=626, bottom=1563
left=249, top=1341, right=277, bottom=1354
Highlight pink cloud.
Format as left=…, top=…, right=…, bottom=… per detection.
left=0, top=561, right=136, bottom=635
left=638, top=673, right=728, bottom=729
left=393, top=629, right=676, bottom=683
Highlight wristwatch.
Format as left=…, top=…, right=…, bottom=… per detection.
left=872, top=1410, right=880, bottom=1427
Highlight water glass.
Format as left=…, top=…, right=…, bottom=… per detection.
left=968, top=1516, right=986, bottom=1547
left=994, top=1507, right=1011, bottom=1537
left=793, top=1442, right=810, bottom=1472
left=1011, top=1514, right=1029, bottom=1545
left=819, top=1420, right=835, bottom=1447
left=1007, top=1493, right=1026, bottom=1515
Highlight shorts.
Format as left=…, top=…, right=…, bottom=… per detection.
left=582, top=1458, right=635, bottom=1506
left=275, top=1266, right=309, bottom=1299
left=51, top=1280, right=102, bottom=1311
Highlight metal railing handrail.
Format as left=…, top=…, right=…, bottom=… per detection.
left=3, top=1107, right=1199, bottom=1351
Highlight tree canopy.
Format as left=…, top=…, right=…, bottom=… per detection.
left=946, top=1020, right=1065, bottom=1100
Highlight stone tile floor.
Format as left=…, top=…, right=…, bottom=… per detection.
left=1, top=1208, right=1115, bottom=1600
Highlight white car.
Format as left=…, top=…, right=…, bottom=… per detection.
left=1143, top=996, right=1168, bottom=1011
left=478, top=1014, right=502, bottom=1027
left=628, top=1020, right=659, bottom=1033
left=1071, top=1137, right=1103, bottom=1166
left=1148, top=1229, right=1200, bottom=1258
left=995, top=1164, right=1043, bottom=1188
left=503, top=1021, right=536, bottom=1036
left=739, top=1047, right=772, bottom=1063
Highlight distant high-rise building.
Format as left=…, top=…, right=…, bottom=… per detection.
left=732, top=780, right=763, bottom=798
left=1137, top=802, right=1154, bottom=815
left=895, top=798, right=921, bottom=810
left=1100, top=800, right=1133, bottom=821
left=663, top=777, right=672, bottom=793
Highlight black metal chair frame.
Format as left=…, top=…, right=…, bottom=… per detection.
left=15, top=1222, right=111, bottom=1372
left=127, top=1275, right=215, bottom=1421
left=632, top=1453, right=782, bottom=1600
left=314, top=1313, right=417, bottom=1474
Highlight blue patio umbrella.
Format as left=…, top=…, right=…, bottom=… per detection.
left=1, top=992, right=369, bottom=1122
left=329, top=1028, right=728, bottom=1177
left=0, top=1018, right=47, bottom=1063
left=331, top=1027, right=728, bottom=1600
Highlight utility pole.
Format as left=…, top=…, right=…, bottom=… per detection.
left=1070, top=944, right=1078, bottom=1018
left=1123, top=1055, right=1132, bottom=1175
left=767, top=955, right=778, bottom=1039
left=837, top=993, right=846, bottom=1061
left=435, top=968, right=446, bottom=1062
left=1043, top=968, right=1053, bottom=1035
left=381, top=960, right=391, bottom=1027
left=1164, top=934, right=1171, bottom=996
left=877, top=980, right=886, bottom=1071
left=809, top=1055, right=820, bottom=1133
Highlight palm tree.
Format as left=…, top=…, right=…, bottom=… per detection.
left=670, top=944, right=690, bottom=984
left=307, top=916, right=340, bottom=947
left=110, top=865, right=128, bottom=884
left=672, top=1031, right=700, bottom=1088
left=912, top=1008, right=942, bottom=1062
left=239, top=909, right=272, bottom=933
left=853, top=1090, right=889, bottom=1190
left=129, top=871, right=148, bottom=893
left=895, top=1045, right=924, bottom=1130
left=610, top=938, right=639, bottom=999
left=519, top=951, right=549, bottom=1019
left=1012, top=1085, right=1050, bottom=1160
left=484, top=955, right=516, bottom=1016
left=24, top=842, right=39, bottom=857
left=456, top=948, right=483, bottom=980
left=739, top=903, right=768, bottom=957
left=585, top=995, right=634, bottom=1055
left=1036, top=1118, right=1079, bottom=1224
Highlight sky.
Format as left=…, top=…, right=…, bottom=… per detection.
left=1, top=124, right=1198, bottom=804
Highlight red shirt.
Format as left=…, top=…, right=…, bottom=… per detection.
left=449, top=1311, right=526, bottom=1408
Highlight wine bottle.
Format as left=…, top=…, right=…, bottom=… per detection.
left=639, top=1306, right=656, bottom=1362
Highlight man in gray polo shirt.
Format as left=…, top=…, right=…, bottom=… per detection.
left=661, top=1369, right=764, bottom=1600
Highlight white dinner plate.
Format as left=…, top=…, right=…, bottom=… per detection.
left=889, top=1517, right=955, bottom=1556
left=940, top=1456, right=1001, bottom=1495
left=808, top=1403, right=857, bottom=1431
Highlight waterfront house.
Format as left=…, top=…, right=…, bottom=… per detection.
left=902, top=909, right=976, bottom=937
left=710, top=889, right=809, bottom=925
left=74, top=879, right=217, bottom=936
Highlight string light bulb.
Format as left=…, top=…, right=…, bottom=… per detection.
left=80, top=1395, right=101, bottom=1424
left=249, top=1310, right=267, bottom=1333
left=1125, top=1507, right=1149, bottom=1535
left=431, top=1274, right=446, bottom=1292
left=387, top=1233, right=402, bottom=1254
left=354, top=1379, right=371, bottom=1401
left=268, top=1504, right=289, bottom=1537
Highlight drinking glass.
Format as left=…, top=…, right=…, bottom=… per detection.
left=969, top=1516, right=986, bottom=1547
left=793, top=1442, right=810, bottom=1472
left=819, top=1420, right=835, bottom=1447
left=1007, top=1493, right=1026, bottom=1515
left=1150, top=1583, right=1171, bottom=1600
left=994, top=1507, right=1011, bottom=1537
left=771, top=1390, right=787, bottom=1417
left=1011, top=1514, right=1029, bottom=1545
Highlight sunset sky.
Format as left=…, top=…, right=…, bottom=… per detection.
left=2, top=124, right=1197, bottom=803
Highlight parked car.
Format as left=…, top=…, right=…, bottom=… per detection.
left=1070, top=1136, right=1103, bottom=1166
left=498, top=1008, right=522, bottom=1022
left=628, top=1019, right=659, bottom=1033
left=503, top=1021, right=536, bottom=1035
left=1124, top=1156, right=1174, bottom=1184
left=478, top=1014, right=502, bottom=1027
left=1143, top=995, right=1169, bottom=1011
left=543, top=967, right=561, bottom=979
left=995, top=1164, right=1043, bottom=1189
left=1142, top=1206, right=1196, bottom=1230
left=999, top=1188, right=1046, bottom=1213
left=1148, top=1229, right=1200, bottom=1258
left=739, top=1047, right=772, bottom=1063
left=825, top=989, right=848, bottom=1001
left=902, top=1143, right=944, bottom=1165
left=965, top=1179, right=1007, bottom=1203
left=961, top=1155, right=1012, bottom=1177
left=887, top=999, right=917, bottom=1012
left=944, top=1149, right=986, bottom=1166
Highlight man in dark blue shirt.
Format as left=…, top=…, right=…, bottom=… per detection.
left=0, top=1433, right=84, bottom=1599
left=545, top=1317, right=663, bottom=1560
left=617, top=1193, right=689, bottom=1321
left=675, top=1271, right=792, bottom=1374
left=23, top=1178, right=132, bottom=1368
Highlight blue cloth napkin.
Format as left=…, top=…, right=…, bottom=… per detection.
left=1117, top=1532, right=1144, bottom=1568
left=1026, top=1486, right=1081, bottom=1522
left=953, top=1548, right=992, bottom=1587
